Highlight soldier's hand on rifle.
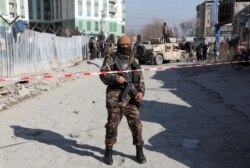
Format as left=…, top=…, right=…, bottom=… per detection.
left=117, top=76, right=127, bottom=84
left=135, top=92, right=143, bottom=102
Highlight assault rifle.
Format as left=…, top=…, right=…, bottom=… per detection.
left=115, top=53, right=141, bottom=107
left=118, top=72, right=138, bottom=107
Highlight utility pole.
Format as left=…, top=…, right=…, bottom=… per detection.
left=214, top=0, right=220, bottom=63
left=210, top=0, right=220, bottom=62
left=215, top=22, right=221, bottom=62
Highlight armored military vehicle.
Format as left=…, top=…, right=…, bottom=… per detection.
left=136, top=38, right=185, bottom=65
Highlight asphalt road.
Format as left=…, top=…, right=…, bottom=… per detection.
left=0, top=59, right=249, bottom=168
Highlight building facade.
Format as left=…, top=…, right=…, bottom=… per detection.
left=0, top=0, right=29, bottom=27
left=196, top=0, right=250, bottom=40
left=196, top=0, right=214, bottom=38
left=0, top=0, right=125, bottom=36
left=28, top=0, right=125, bottom=36
left=232, top=0, right=250, bottom=41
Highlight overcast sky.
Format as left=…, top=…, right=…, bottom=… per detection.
left=125, top=0, right=205, bottom=32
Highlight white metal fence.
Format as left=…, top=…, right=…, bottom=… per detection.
left=0, top=27, right=89, bottom=77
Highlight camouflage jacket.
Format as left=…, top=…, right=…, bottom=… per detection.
left=99, top=52, right=145, bottom=108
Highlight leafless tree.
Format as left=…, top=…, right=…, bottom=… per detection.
left=172, top=26, right=179, bottom=38
left=179, top=18, right=196, bottom=39
left=140, top=18, right=164, bottom=41
left=126, top=29, right=137, bottom=42
left=126, top=29, right=137, bottom=37
left=189, top=18, right=196, bottom=36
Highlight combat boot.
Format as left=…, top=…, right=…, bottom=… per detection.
left=104, top=146, right=113, bottom=165
left=136, top=145, right=146, bottom=164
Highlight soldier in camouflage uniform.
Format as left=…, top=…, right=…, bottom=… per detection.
left=105, top=38, right=114, bottom=55
left=99, top=35, right=146, bottom=165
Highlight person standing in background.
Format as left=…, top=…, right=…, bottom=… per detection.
left=162, top=22, right=169, bottom=43
left=202, top=42, right=208, bottom=61
left=89, top=37, right=97, bottom=60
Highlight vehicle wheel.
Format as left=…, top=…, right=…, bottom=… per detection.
left=231, top=55, right=245, bottom=70
left=179, top=53, right=186, bottom=62
left=155, top=54, right=163, bottom=65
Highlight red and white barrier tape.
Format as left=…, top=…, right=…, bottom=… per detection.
left=0, top=60, right=248, bottom=82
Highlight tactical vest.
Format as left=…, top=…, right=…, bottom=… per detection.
left=113, top=53, right=141, bottom=88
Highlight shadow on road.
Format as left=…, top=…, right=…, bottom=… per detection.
left=140, top=66, right=250, bottom=168
left=10, top=125, right=135, bottom=163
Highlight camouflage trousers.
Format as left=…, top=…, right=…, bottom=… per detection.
left=105, top=104, right=144, bottom=147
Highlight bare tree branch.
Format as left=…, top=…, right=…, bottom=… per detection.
left=140, top=18, right=164, bottom=41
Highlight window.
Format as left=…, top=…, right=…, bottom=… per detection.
left=56, top=0, right=60, bottom=19
left=103, top=0, right=107, bottom=9
left=10, top=13, right=15, bottom=18
left=94, top=11, right=98, bottom=17
left=28, top=0, right=33, bottom=19
left=78, top=0, right=83, bottom=16
left=87, top=21, right=91, bottom=31
left=174, top=46, right=179, bottom=51
left=165, top=46, right=171, bottom=52
left=87, top=0, right=91, bottom=17
left=109, top=22, right=117, bottom=32
left=94, top=1, right=99, bottom=17
left=20, top=0, right=24, bottom=9
left=9, top=3, right=16, bottom=9
left=43, top=0, right=51, bottom=20
left=122, top=25, right=124, bottom=33
left=37, top=0, right=41, bottom=19
left=78, top=21, right=83, bottom=30
left=95, top=22, right=99, bottom=31
left=78, top=0, right=82, bottom=5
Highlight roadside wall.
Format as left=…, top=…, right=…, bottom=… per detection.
left=0, top=27, right=89, bottom=77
